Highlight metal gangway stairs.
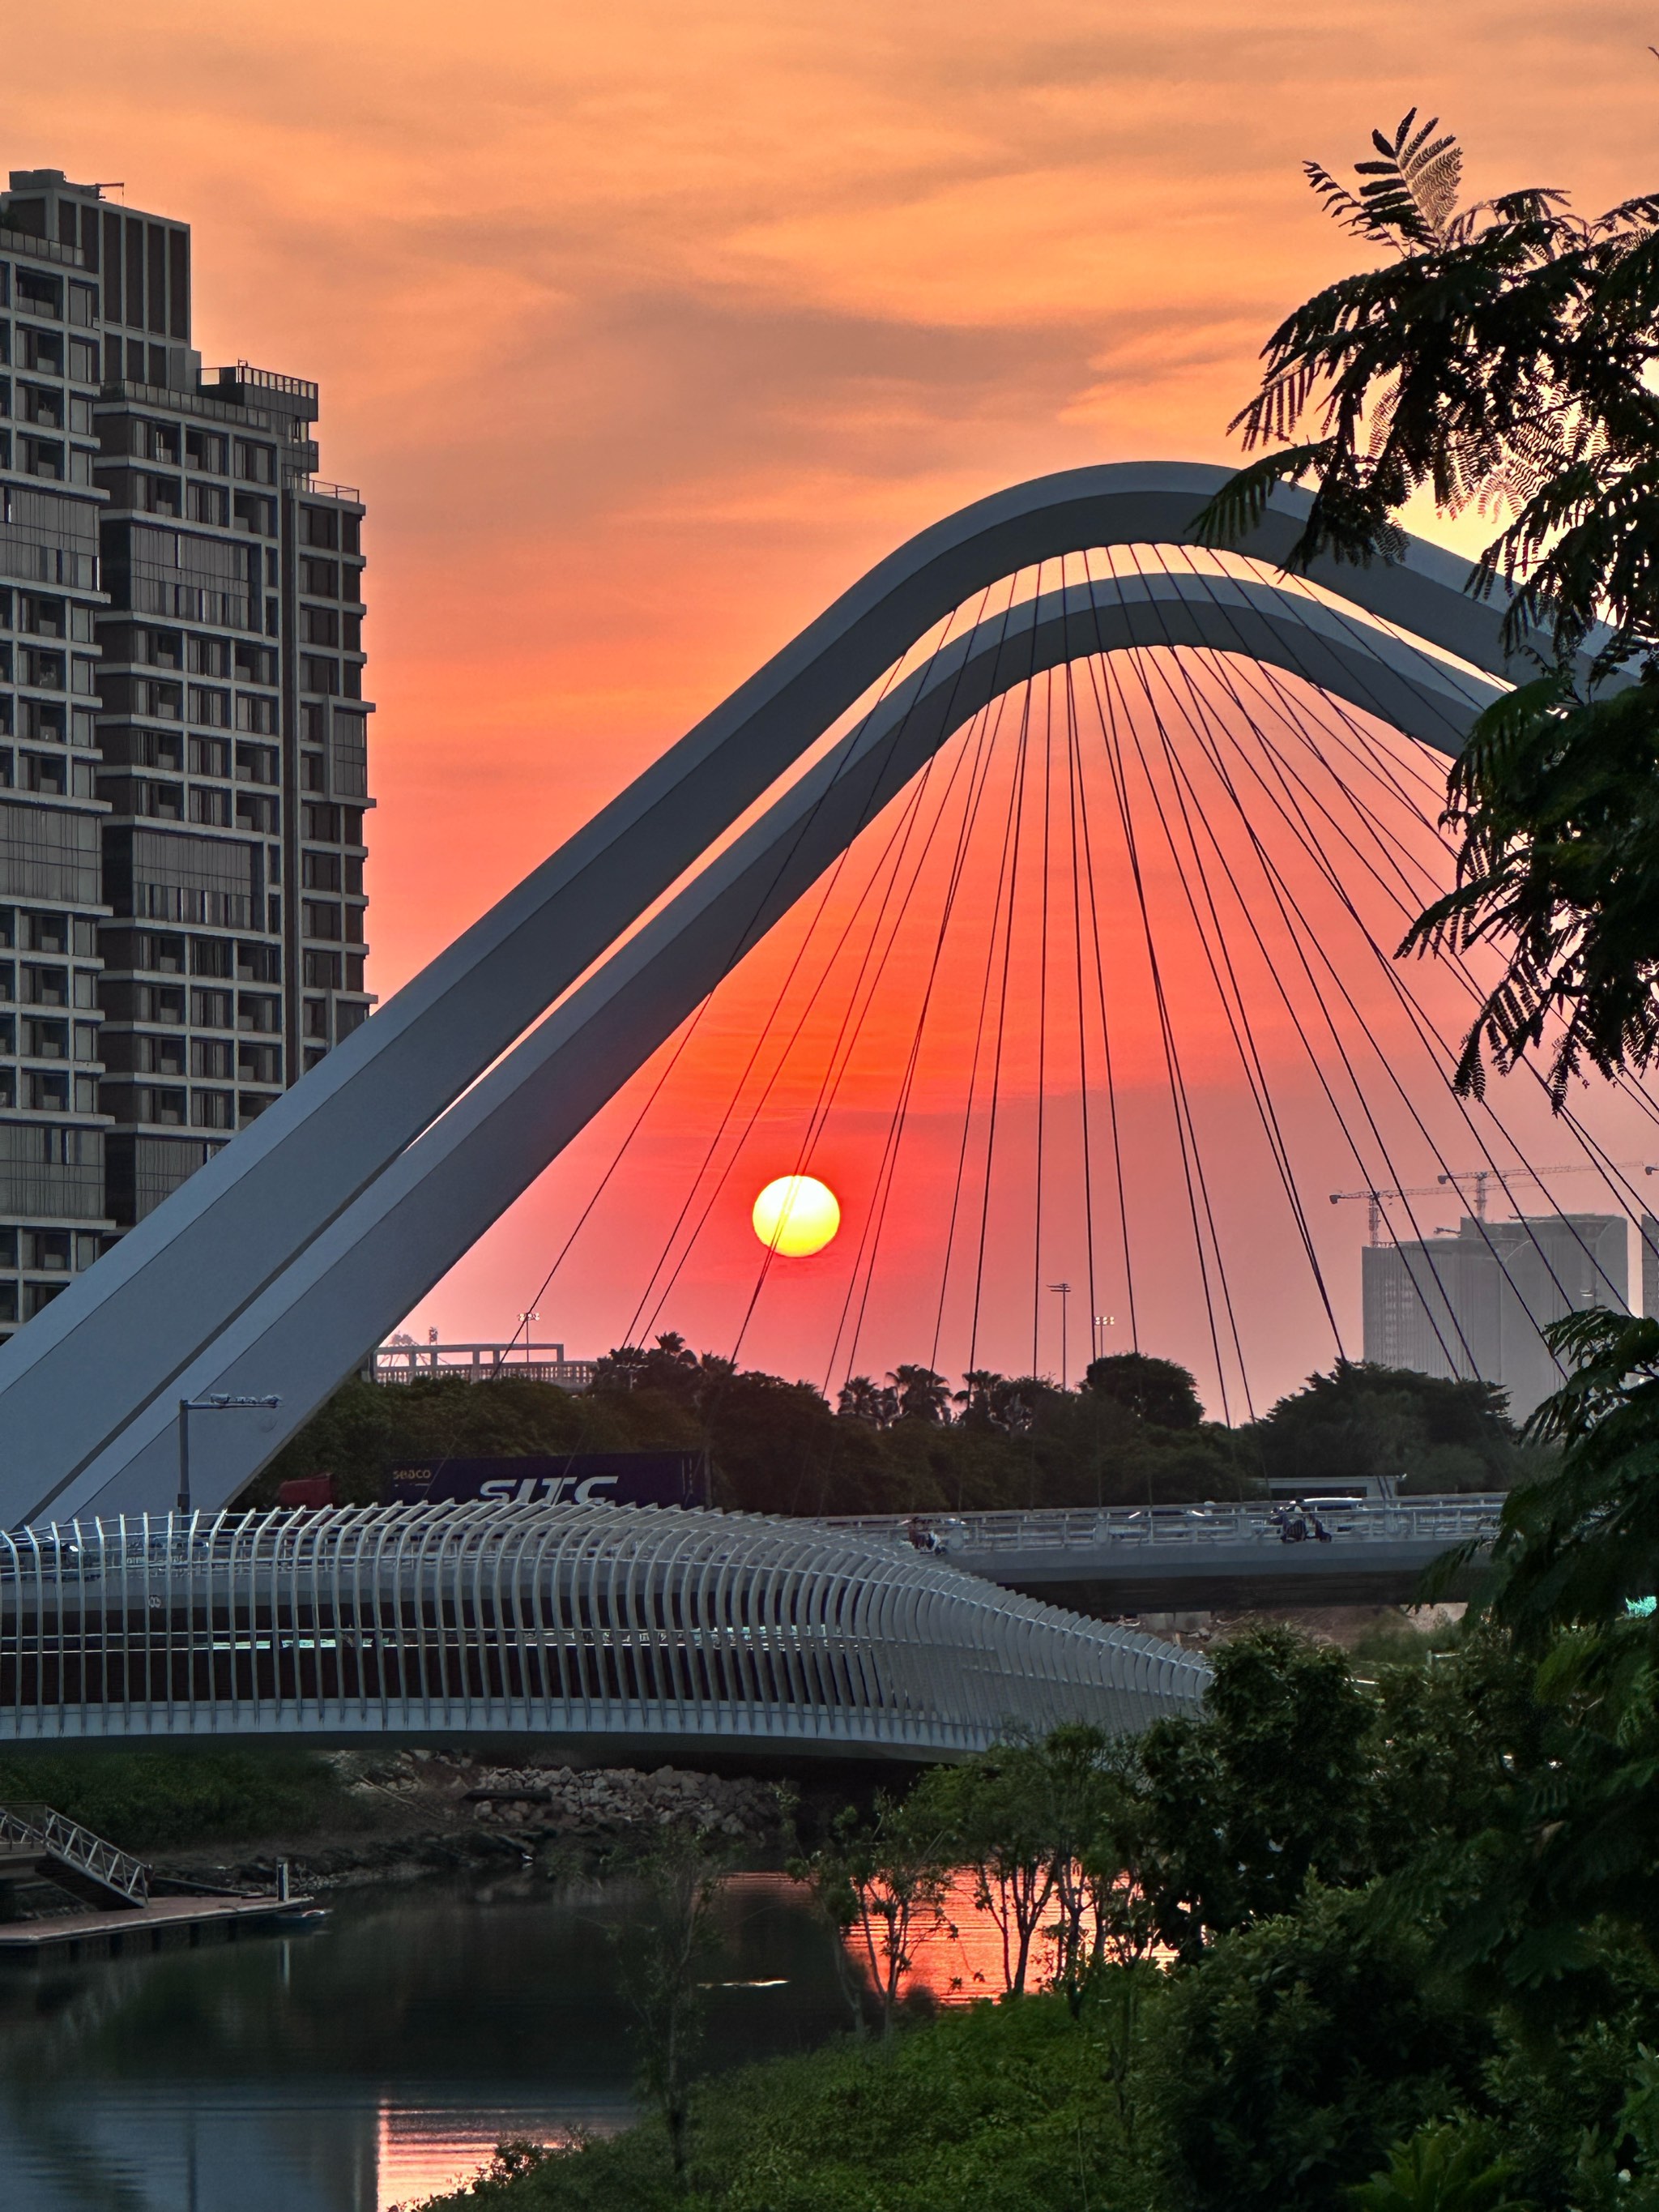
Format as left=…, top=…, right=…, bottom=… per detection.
left=0, top=1803, right=149, bottom=1908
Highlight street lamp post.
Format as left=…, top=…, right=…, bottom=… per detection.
left=1047, top=1283, right=1073, bottom=1391
left=177, top=1393, right=281, bottom=1518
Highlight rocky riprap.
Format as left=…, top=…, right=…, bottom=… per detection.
left=151, top=1749, right=783, bottom=1894
left=465, top=1761, right=777, bottom=1841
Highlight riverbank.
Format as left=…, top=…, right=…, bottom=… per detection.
left=159, top=1752, right=784, bottom=1894
left=0, top=1744, right=786, bottom=1905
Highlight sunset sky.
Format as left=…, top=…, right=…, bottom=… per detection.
left=7, top=3, right=1659, bottom=1410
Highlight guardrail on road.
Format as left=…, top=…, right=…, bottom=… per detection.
left=817, top=1497, right=1506, bottom=1557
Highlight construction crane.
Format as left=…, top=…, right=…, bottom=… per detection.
left=1328, top=1162, right=1658, bottom=1245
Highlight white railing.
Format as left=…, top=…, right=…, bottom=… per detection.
left=817, top=1496, right=1506, bottom=1555
left=0, top=1505, right=1209, bottom=1751
left=373, top=1341, right=595, bottom=1390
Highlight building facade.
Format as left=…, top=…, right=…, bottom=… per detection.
left=1363, top=1212, right=1629, bottom=1420
left=0, top=168, right=370, bottom=1334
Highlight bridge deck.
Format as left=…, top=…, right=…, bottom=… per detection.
left=820, top=1499, right=1500, bottom=1612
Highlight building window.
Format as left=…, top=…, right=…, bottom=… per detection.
left=235, top=942, right=279, bottom=983
left=185, top=429, right=226, bottom=473
left=134, top=677, right=182, bottom=719
left=15, top=269, right=62, bottom=318
left=237, top=1041, right=279, bottom=1084
left=190, top=1087, right=234, bottom=1128
left=187, top=735, right=230, bottom=777
left=233, top=441, right=275, bottom=485
left=22, top=437, right=63, bottom=481
left=233, top=694, right=276, bottom=734
left=20, top=647, right=65, bottom=690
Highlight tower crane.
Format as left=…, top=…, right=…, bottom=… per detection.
left=1328, top=1162, right=1658, bottom=1245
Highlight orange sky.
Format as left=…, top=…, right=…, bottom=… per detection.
left=6, top=3, right=1659, bottom=1407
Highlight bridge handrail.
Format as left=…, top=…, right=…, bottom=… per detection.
left=816, top=1496, right=1507, bottom=1553
left=0, top=1801, right=149, bottom=1902
left=0, top=1505, right=1209, bottom=1754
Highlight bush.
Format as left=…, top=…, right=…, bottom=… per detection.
left=0, top=1744, right=354, bottom=1851
left=1141, top=1887, right=1489, bottom=2212
left=413, top=1990, right=1147, bottom=2211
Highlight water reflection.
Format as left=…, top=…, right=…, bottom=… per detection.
left=0, top=1870, right=849, bottom=2212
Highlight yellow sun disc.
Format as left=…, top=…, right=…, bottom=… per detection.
left=752, top=1174, right=841, bottom=1258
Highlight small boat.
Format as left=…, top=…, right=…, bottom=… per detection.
left=270, top=1903, right=331, bottom=1931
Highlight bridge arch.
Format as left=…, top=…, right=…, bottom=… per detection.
left=0, top=463, right=1584, bottom=1524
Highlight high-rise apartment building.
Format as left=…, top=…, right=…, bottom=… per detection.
left=0, top=168, right=371, bottom=1336
left=1363, top=1212, right=1628, bottom=1420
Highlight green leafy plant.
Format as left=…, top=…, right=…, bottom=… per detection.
left=1350, top=2119, right=1529, bottom=2212
left=1199, top=113, right=1659, bottom=1102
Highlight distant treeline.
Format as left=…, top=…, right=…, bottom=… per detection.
left=250, top=1341, right=1546, bottom=1516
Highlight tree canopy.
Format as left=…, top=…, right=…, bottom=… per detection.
left=1084, top=1352, right=1205, bottom=1429
left=1201, top=110, right=1659, bottom=1102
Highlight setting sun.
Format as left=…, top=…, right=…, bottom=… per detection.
left=752, top=1175, right=841, bottom=1258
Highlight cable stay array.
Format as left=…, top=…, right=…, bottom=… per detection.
left=486, top=542, right=1659, bottom=1421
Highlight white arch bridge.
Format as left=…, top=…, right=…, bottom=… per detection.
left=0, top=458, right=1556, bottom=1533
left=0, top=1505, right=1209, bottom=1755
left=0, top=457, right=1584, bottom=1752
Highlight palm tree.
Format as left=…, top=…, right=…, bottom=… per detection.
left=1201, top=111, right=1659, bottom=1103
left=955, top=1370, right=1004, bottom=1428
left=838, top=1376, right=889, bottom=1426
left=889, top=1365, right=951, bottom=1423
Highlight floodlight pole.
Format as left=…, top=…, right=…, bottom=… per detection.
left=1047, top=1283, right=1073, bottom=1391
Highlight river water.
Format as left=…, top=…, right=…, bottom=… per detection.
left=0, top=1870, right=854, bottom=2212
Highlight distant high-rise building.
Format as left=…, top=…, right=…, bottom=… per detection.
left=1363, top=1212, right=1628, bottom=1420
left=0, top=168, right=372, bottom=1336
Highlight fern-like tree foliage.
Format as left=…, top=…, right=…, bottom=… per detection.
left=1198, top=110, right=1659, bottom=1103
